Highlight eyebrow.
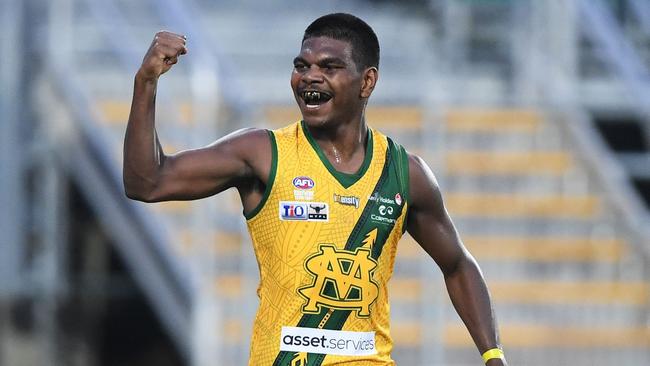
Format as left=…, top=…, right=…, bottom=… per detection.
left=318, top=57, right=346, bottom=66
left=292, top=56, right=347, bottom=66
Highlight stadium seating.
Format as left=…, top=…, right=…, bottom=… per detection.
left=64, top=0, right=650, bottom=364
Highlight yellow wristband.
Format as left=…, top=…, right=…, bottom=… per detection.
left=482, top=348, right=505, bottom=363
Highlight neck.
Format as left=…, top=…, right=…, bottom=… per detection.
left=307, top=118, right=368, bottom=159
left=304, top=115, right=369, bottom=174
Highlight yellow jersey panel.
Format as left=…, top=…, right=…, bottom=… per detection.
left=246, top=121, right=410, bottom=366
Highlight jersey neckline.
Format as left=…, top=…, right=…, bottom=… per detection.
left=300, top=120, right=374, bottom=189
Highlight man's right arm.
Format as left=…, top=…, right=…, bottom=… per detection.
left=123, top=31, right=270, bottom=203
left=406, top=154, right=506, bottom=365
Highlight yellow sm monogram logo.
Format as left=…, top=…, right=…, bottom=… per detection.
left=298, top=243, right=379, bottom=318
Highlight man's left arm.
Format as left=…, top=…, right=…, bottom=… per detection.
left=406, top=154, right=506, bottom=366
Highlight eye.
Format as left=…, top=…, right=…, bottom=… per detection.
left=323, top=64, right=341, bottom=73
left=294, top=63, right=307, bottom=72
left=323, top=62, right=345, bottom=70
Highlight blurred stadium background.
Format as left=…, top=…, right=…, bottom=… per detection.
left=1, top=0, right=650, bottom=365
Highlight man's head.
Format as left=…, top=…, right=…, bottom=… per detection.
left=302, top=13, right=380, bottom=72
left=292, top=13, right=380, bottom=128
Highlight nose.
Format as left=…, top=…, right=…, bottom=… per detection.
left=302, top=65, right=324, bottom=84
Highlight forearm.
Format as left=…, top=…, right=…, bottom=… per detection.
left=123, top=73, right=164, bottom=200
left=444, top=255, right=506, bottom=365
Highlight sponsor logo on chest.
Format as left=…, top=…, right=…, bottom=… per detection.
left=333, top=193, right=360, bottom=208
left=279, top=201, right=329, bottom=222
left=293, top=176, right=315, bottom=201
left=280, top=327, right=377, bottom=357
left=368, top=192, right=403, bottom=225
left=368, top=192, right=397, bottom=206
left=293, top=176, right=315, bottom=190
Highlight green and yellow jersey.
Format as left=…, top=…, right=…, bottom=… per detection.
left=245, top=121, right=410, bottom=366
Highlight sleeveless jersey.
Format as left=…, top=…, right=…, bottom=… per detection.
left=245, top=121, right=410, bottom=366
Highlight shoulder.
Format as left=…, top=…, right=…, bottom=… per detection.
left=407, top=153, right=435, bottom=183
left=206, top=127, right=272, bottom=158
left=375, top=135, right=440, bottom=212
left=215, top=127, right=271, bottom=146
left=196, top=127, right=273, bottom=182
left=373, top=132, right=436, bottom=191
left=406, top=152, right=443, bottom=212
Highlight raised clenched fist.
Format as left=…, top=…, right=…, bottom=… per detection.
left=137, top=31, right=188, bottom=81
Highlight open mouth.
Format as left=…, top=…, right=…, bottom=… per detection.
left=301, top=90, right=332, bottom=108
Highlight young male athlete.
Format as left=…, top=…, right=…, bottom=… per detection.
left=124, top=13, right=506, bottom=366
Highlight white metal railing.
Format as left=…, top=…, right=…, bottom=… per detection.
left=44, top=59, right=196, bottom=359
left=43, top=0, right=206, bottom=361
left=79, top=0, right=193, bottom=150
left=578, top=0, right=650, bottom=143
left=558, top=108, right=650, bottom=259
left=0, top=0, right=27, bottom=297
left=79, top=0, right=253, bottom=363
left=151, top=0, right=248, bottom=116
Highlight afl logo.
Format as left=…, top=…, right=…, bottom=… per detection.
left=293, top=176, right=315, bottom=190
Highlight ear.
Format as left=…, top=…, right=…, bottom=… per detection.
left=360, top=67, right=378, bottom=98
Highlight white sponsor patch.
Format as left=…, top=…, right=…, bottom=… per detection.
left=279, top=202, right=308, bottom=220
left=279, top=201, right=329, bottom=222
left=307, top=203, right=328, bottom=221
left=280, top=326, right=376, bottom=356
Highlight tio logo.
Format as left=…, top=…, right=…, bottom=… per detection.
left=281, top=203, right=308, bottom=220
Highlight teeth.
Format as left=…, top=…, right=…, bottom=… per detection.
left=304, top=91, right=321, bottom=101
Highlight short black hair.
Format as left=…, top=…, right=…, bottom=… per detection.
left=303, top=13, right=380, bottom=71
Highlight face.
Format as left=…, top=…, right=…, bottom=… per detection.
left=291, top=36, right=376, bottom=128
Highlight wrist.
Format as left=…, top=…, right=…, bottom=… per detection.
left=482, top=347, right=505, bottom=365
left=135, top=69, right=159, bottom=84
left=486, top=358, right=506, bottom=366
